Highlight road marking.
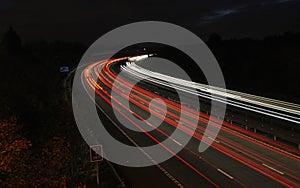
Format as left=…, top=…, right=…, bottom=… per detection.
left=173, top=139, right=183, bottom=146
left=217, top=169, right=234, bottom=179
left=208, top=136, right=220, bottom=143
left=82, top=72, right=184, bottom=188
left=262, top=163, right=284, bottom=175
left=153, top=108, right=160, bottom=113
left=95, top=98, right=184, bottom=187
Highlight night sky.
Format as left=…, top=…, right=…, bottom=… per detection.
left=1, top=0, right=300, bottom=45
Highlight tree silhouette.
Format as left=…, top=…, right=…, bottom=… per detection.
left=1, top=27, right=22, bottom=52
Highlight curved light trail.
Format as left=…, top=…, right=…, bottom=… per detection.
left=81, top=55, right=300, bottom=188
left=123, top=55, right=300, bottom=124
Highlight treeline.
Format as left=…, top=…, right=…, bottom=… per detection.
left=0, top=27, right=94, bottom=186
left=0, top=27, right=85, bottom=142
left=120, top=32, right=300, bottom=103
left=207, top=32, right=300, bottom=103
left=0, top=27, right=299, bottom=186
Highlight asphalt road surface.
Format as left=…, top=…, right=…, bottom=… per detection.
left=79, top=56, right=300, bottom=187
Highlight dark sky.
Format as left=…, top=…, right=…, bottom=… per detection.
left=1, top=0, right=300, bottom=45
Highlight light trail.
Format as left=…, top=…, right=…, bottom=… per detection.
left=81, top=56, right=300, bottom=187
left=123, top=56, right=300, bottom=124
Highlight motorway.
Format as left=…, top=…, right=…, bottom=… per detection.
left=81, top=55, right=300, bottom=187
left=124, top=55, right=300, bottom=124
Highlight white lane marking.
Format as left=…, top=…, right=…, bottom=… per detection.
left=173, top=139, right=183, bottom=146
left=217, top=169, right=234, bottom=179
left=153, top=109, right=160, bottom=113
left=208, top=136, right=220, bottom=143
left=81, top=71, right=184, bottom=188
left=262, top=163, right=284, bottom=175
left=127, top=63, right=300, bottom=160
